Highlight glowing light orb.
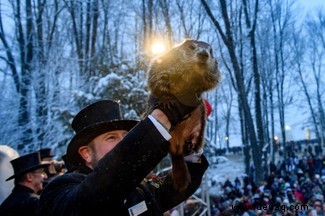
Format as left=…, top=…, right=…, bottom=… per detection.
left=151, top=42, right=166, bottom=55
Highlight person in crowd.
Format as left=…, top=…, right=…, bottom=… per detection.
left=0, top=152, right=49, bottom=216
left=40, top=148, right=54, bottom=162
left=234, top=177, right=241, bottom=189
left=39, top=148, right=63, bottom=187
left=60, top=153, right=76, bottom=173
left=224, top=178, right=233, bottom=188
left=37, top=99, right=208, bottom=215
left=313, top=199, right=325, bottom=216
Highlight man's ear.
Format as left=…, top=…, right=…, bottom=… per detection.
left=25, top=172, right=34, bottom=182
left=78, top=146, right=92, bottom=164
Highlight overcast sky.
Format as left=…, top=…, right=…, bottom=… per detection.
left=298, top=0, right=325, bottom=11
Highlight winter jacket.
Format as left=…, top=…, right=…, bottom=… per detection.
left=37, top=117, right=209, bottom=216
left=0, top=184, right=40, bottom=216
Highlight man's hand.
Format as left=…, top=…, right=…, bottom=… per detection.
left=151, top=109, right=171, bottom=131
left=148, top=94, right=202, bottom=126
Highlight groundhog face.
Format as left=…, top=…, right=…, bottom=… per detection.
left=176, top=39, right=214, bottom=64
left=147, top=39, right=221, bottom=97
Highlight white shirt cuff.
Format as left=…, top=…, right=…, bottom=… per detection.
left=148, top=115, right=172, bottom=141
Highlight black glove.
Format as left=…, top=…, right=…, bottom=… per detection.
left=183, top=140, right=194, bottom=155
left=147, top=94, right=201, bottom=126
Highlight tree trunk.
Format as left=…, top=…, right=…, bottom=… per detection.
left=16, top=0, right=34, bottom=150
left=35, top=0, right=47, bottom=150
left=201, top=0, right=262, bottom=182
left=270, top=1, right=287, bottom=159
left=158, top=0, right=173, bottom=48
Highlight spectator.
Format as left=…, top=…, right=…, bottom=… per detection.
left=313, top=199, right=324, bottom=216
left=39, top=148, right=62, bottom=188
left=0, top=152, right=49, bottom=216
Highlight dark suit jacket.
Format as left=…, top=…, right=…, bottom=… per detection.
left=37, top=117, right=208, bottom=215
left=0, top=184, right=39, bottom=216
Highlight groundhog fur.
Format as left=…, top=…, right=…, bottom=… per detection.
left=144, top=39, right=221, bottom=191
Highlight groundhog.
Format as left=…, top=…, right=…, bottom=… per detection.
left=145, top=39, right=221, bottom=191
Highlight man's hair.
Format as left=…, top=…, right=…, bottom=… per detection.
left=83, top=140, right=99, bottom=168
left=88, top=140, right=96, bottom=153
left=14, top=173, right=27, bottom=185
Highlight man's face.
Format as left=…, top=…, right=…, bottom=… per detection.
left=31, top=168, right=48, bottom=192
left=87, top=130, right=128, bottom=168
left=314, top=201, right=323, bottom=212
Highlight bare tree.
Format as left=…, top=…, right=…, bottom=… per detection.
left=292, top=30, right=322, bottom=148
left=305, top=10, right=325, bottom=146
left=242, top=0, right=266, bottom=162
left=158, top=0, right=173, bottom=48
left=201, top=0, right=263, bottom=181
left=63, top=0, right=99, bottom=81
left=268, top=0, right=297, bottom=158
left=0, top=0, right=35, bottom=150
left=34, top=0, right=65, bottom=150
left=220, top=74, right=234, bottom=151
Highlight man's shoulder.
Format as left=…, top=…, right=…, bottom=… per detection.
left=37, top=172, right=86, bottom=216
left=46, top=172, right=86, bottom=186
left=40, top=172, right=86, bottom=197
left=39, top=173, right=86, bottom=205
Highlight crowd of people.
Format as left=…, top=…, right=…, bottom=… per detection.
left=209, top=146, right=325, bottom=216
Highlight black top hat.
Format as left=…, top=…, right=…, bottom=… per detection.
left=67, top=100, right=139, bottom=166
left=6, top=152, right=50, bottom=181
left=39, top=148, right=54, bottom=160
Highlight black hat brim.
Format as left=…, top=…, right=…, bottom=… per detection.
left=6, top=163, right=50, bottom=181
left=67, top=119, right=139, bottom=166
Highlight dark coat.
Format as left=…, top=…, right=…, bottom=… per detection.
left=37, top=117, right=208, bottom=216
left=0, top=184, right=39, bottom=216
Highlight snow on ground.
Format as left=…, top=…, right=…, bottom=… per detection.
left=205, top=154, right=245, bottom=196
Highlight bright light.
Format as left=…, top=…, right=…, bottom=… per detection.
left=151, top=42, right=166, bottom=55
left=274, top=136, right=278, bottom=141
left=285, top=125, right=291, bottom=130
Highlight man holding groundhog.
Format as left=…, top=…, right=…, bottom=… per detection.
left=37, top=99, right=209, bottom=215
